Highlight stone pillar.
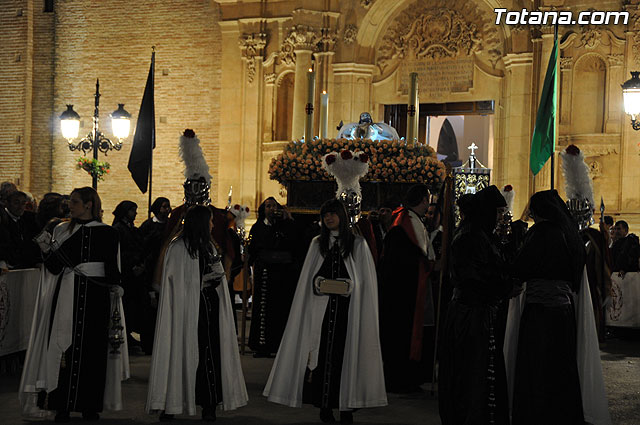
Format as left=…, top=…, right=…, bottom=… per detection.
left=502, top=53, right=535, bottom=218
left=288, top=25, right=319, bottom=141
left=531, top=26, right=557, bottom=193
left=263, top=73, right=276, bottom=142
left=313, top=27, right=337, bottom=137
left=238, top=32, right=267, bottom=207
left=332, top=63, right=376, bottom=128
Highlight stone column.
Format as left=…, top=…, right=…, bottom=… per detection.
left=313, top=27, right=337, bottom=137
left=287, top=25, right=319, bottom=140
left=502, top=52, right=535, bottom=218
left=531, top=25, right=557, bottom=193
left=238, top=32, right=267, bottom=206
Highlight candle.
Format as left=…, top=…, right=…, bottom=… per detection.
left=406, top=72, right=419, bottom=145
left=304, top=68, right=315, bottom=140
left=320, top=91, right=328, bottom=139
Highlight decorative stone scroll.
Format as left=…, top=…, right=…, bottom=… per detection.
left=377, top=0, right=502, bottom=74
left=239, top=33, right=267, bottom=84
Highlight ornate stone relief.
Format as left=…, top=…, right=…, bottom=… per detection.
left=264, top=73, right=277, bottom=85
left=630, top=5, right=640, bottom=64
left=560, top=56, right=573, bottom=71
left=239, top=33, right=267, bottom=84
left=278, top=25, right=321, bottom=66
left=608, top=54, right=624, bottom=67
left=361, top=0, right=374, bottom=9
left=580, top=27, right=602, bottom=49
left=377, top=0, right=502, bottom=73
left=318, top=27, right=338, bottom=52
left=343, top=24, right=358, bottom=45
left=588, top=160, right=602, bottom=179
left=561, top=26, right=625, bottom=51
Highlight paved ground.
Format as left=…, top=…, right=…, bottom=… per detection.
left=1, top=332, right=638, bottom=425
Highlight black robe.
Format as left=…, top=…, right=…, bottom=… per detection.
left=248, top=218, right=300, bottom=354
left=611, top=233, right=640, bottom=272
left=195, top=246, right=224, bottom=407
left=438, top=221, right=511, bottom=425
left=511, top=221, right=584, bottom=425
left=41, top=220, right=120, bottom=414
left=113, top=219, right=144, bottom=334
left=138, top=217, right=168, bottom=353
left=0, top=209, right=41, bottom=269
left=378, top=223, right=426, bottom=392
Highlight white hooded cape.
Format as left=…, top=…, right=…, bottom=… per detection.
left=263, top=235, right=387, bottom=410
left=146, top=238, right=248, bottom=415
left=504, top=267, right=612, bottom=425
left=19, top=221, right=129, bottom=417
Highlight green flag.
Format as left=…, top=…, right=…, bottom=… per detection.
left=530, top=34, right=558, bottom=176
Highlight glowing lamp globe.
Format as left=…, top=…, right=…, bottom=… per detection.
left=59, top=104, right=80, bottom=140
left=111, top=104, right=131, bottom=140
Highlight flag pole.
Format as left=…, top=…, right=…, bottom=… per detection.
left=550, top=23, right=558, bottom=191
left=148, top=47, right=155, bottom=218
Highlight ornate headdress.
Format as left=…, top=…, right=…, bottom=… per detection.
left=560, top=144, right=594, bottom=230
left=322, top=150, right=370, bottom=224
left=229, top=203, right=250, bottom=229
left=179, top=129, right=212, bottom=206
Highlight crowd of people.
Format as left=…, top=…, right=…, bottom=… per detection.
left=2, top=175, right=632, bottom=424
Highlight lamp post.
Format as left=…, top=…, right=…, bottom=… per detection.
left=59, top=79, right=131, bottom=189
left=622, top=71, right=640, bottom=131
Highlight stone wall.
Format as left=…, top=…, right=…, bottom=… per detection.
left=0, top=0, right=222, bottom=223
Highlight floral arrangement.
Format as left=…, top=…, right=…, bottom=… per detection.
left=268, top=138, right=446, bottom=188
left=76, top=157, right=110, bottom=181
left=322, top=150, right=369, bottom=196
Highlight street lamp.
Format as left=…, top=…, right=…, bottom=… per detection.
left=622, top=71, right=640, bottom=131
left=60, top=79, right=131, bottom=189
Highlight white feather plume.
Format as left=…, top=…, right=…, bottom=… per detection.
left=230, top=204, right=250, bottom=228
left=561, top=146, right=594, bottom=207
left=500, top=185, right=515, bottom=213
left=322, top=150, right=369, bottom=196
left=179, top=133, right=211, bottom=183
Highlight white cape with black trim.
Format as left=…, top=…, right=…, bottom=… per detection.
left=146, top=238, right=248, bottom=415
left=263, top=235, right=387, bottom=410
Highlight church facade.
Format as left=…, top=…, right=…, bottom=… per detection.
left=1, top=0, right=639, bottom=225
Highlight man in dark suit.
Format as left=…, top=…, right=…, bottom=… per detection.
left=0, top=191, right=41, bottom=272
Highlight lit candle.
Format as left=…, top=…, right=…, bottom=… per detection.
left=304, top=68, right=315, bottom=140
left=406, top=72, right=419, bottom=146
left=320, top=91, right=329, bottom=139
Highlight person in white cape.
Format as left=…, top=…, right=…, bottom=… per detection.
left=146, top=205, right=248, bottom=421
left=19, top=187, right=129, bottom=423
left=263, top=199, right=387, bottom=424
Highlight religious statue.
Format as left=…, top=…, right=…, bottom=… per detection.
left=337, top=112, right=400, bottom=141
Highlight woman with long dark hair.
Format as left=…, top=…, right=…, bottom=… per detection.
left=264, top=199, right=386, bottom=424
left=19, top=187, right=127, bottom=422
left=147, top=205, right=247, bottom=421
